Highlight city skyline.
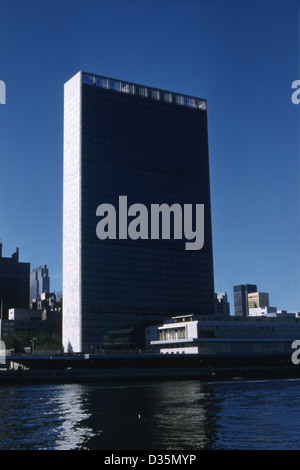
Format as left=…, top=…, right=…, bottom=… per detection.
left=0, top=0, right=299, bottom=313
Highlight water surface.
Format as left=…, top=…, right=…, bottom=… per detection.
left=0, top=378, right=299, bottom=450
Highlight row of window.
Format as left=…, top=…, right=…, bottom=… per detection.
left=82, top=73, right=207, bottom=110
left=158, top=330, right=186, bottom=341
left=160, top=342, right=291, bottom=354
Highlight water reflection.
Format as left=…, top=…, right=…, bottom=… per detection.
left=69, top=380, right=222, bottom=450
left=0, top=381, right=217, bottom=450
left=1, top=379, right=300, bottom=450
left=47, top=384, right=100, bottom=450
left=132, top=381, right=216, bottom=450
left=0, top=384, right=99, bottom=450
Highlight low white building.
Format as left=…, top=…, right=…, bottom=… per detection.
left=248, top=307, right=300, bottom=318
left=248, top=307, right=277, bottom=317
left=146, top=315, right=202, bottom=354
left=146, top=314, right=300, bottom=356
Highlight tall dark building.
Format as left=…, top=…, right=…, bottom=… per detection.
left=63, top=72, right=215, bottom=352
left=0, top=243, right=30, bottom=319
left=234, top=284, right=257, bottom=316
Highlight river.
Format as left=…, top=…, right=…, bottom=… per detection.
left=0, top=378, right=299, bottom=450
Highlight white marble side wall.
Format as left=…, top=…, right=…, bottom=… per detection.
left=62, top=72, right=82, bottom=353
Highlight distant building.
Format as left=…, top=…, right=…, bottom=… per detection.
left=0, top=318, right=42, bottom=341
left=8, top=308, right=43, bottom=320
left=233, top=284, right=257, bottom=316
left=1, top=307, right=43, bottom=340
left=0, top=243, right=30, bottom=320
left=146, top=314, right=300, bottom=355
left=31, top=292, right=62, bottom=337
left=248, top=306, right=277, bottom=316
left=214, top=291, right=230, bottom=315
left=248, top=291, right=269, bottom=310
left=248, top=307, right=300, bottom=318
left=30, top=291, right=60, bottom=311
left=30, top=265, right=50, bottom=301
left=0, top=292, right=62, bottom=343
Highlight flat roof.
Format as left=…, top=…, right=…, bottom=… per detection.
left=81, top=71, right=207, bottom=111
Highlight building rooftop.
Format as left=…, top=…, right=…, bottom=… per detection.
left=81, top=71, right=207, bottom=111
left=162, top=314, right=300, bottom=324
left=0, top=243, right=20, bottom=263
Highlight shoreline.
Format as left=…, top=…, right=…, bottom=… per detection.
left=2, top=351, right=300, bottom=385
left=1, top=364, right=300, bottom=385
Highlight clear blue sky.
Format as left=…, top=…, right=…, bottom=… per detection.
left=0, top=0, right=299, bottom=312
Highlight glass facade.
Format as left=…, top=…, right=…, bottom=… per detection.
left=233, top=284, right=257, bottom=316
left=63, top=72, right=215, bottom=352
left=30, top=265, right=50, bottom=301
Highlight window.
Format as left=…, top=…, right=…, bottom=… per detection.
left=151, top=89, right=160, bottom=100
left=185, top=97, right=195, bottom=107
left=139, top=87, right=148, bottom=98
left=99, top=77, right=109, bottom=88
left=164, top=93, right=172, bottom=103
left=109, top=79, right=121, bottom=91
left=176, top=95, right=184, bottom=105
left=121, top=82, right=130, bottom=93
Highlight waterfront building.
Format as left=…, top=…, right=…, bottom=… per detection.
left=63, top=71, right=215, bottom=353
left=1, top=307, right=43, bottom=341
left=233, top=284, right=257, bottom=316
left=146, top=314, right=300, bottom=355
left=30, top=265, right=50, bottom=301
left=248, top=291, right=269, bottom=310
left=0, top=318, right=42, bottom=342
left=0, top=243, right=30, bottom=320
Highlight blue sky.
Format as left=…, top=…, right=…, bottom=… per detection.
left=0, top=0, right=299, bottom=312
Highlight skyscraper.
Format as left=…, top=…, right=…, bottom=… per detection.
left=248, top=291, right=269, bottom=310
left=63, top=71, right=215, bottom=353
left=215, top=291, right=230, bottom=315
left=30, top=265, right=50, bottom=301
left=234, top=284, right=257, bottom=316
